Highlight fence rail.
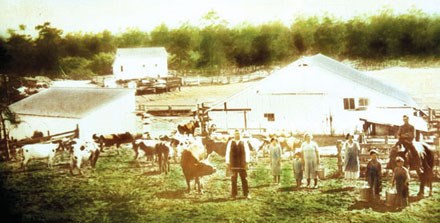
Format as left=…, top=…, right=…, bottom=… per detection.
left=9, top=125, right=79, bottom=147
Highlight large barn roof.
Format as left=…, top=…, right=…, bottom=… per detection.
left=9, top=88, right=134, bottom=118
left=115, top=47, right=168, bottom=59
left=305, top=54, right=417, bottom=107
left=209, top=54, right=418, bottom=110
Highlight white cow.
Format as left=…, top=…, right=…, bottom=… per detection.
left=20, top=142, right=64, bottom=170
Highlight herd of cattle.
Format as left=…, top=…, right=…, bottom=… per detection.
left=14, top=121, right=301, bottom=193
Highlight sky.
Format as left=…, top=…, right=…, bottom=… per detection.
left=1, top=0, right=439, bottom=37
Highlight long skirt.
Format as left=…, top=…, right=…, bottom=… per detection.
left=304, top=159, right=318, bottom=179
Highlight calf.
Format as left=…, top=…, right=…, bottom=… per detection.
left=21, top=142, right=64, bottom=170
left=181, top=149, right=216, bottom=193
left=132, top=139, right=158, bottom=163
left=69, top=139, right=100, bottom=175
left=156, top=142, right=171, bottom=174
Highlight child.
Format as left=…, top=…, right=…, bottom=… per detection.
left=365, top=149, right=381, bottom=200
left=391, top=156, right=410, bottom=208
left=293, top=151, right=303, bottom=188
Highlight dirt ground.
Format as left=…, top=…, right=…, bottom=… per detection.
left=136, top=81, right=255, bottom=107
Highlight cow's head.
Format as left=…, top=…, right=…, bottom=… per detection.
left=196, top=161, right=216, bottom=177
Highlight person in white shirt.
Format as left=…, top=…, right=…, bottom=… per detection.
left=225, top=129, right=251, bottom=199
left=301, top=133, right=320, bottom=188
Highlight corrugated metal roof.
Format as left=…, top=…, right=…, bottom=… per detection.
left=359, top=108, right=427, bottom=131
left=115, top=47, right=168, bottom=59
left=9, top=88, right=134, bottom=118
left=305, top=54, right=418, bottom=107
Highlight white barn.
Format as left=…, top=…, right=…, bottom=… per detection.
left=113, top=47, right=168, bottom=80
left=208, top=54, right=427, bottom=135
left=6, top=87, right=139, bottom=140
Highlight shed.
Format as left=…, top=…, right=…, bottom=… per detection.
left=207, top=54, right=426, bottom=135
left=113, top=47, right=168, bottom=80
left=6, top=87, right=139, bottom=140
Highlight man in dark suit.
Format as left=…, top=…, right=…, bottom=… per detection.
left=226, top=129, right=251, bottom=199
left=396, top=115, right=423, bottom=174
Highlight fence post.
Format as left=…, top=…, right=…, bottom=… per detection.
left=74, top=124, right=79, bottom=138
left=336, top=140, right=343, bottom=177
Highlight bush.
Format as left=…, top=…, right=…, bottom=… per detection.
left=59, top=56, right=95, bottom=80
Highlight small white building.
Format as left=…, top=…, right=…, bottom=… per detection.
left=113, top=47, right=168, bottom=80
left=6, top=87, right=139, bottom=140
left=208, top=54, right=427, bottom=135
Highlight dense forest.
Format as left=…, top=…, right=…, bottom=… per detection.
left=0, top=9, right=440, bottom=80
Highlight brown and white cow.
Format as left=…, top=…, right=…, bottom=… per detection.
left=132, top=139, right=173, bottom=174
left=93, top=132, right=141, bottom=152
left=181, top=149, right=216, bottom=193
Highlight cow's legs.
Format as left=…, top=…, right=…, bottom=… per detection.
left=22, top=157, right=29, bottom=170
left=185, top=178, right=191, bottom=193
left=418, top=171, right=425, bottom=196
left=47, top=156, right=53, bottom=169
left=195, top=177, right=202, bottom=193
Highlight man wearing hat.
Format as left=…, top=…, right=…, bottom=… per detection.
left=365, top=149, right=382, bottom=200
left=391, top=156, right=410, bottom=208
left=226, top=129, right=251, bottom=199
left=396, top=115, right=423, bottom=174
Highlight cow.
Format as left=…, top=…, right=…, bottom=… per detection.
left=159, top=135, right=181, bottom=163
left=181, top=149, right=216, bottom=193
left=132, top=139, right=158, bottom=164
left=93, top=132, right=141, bottom=152
left=69, top=139, right=101, bottom=176
left=387, top=141, right=435, bottom=196
left=20, top=141, right=64, bottom=170
left=156, top=142, right=171, bottom=174
left=177, top=120, right=200, bottom=135
left=278, top=136, right=302, bottom=157
left=203, top=137, right=228, bottom=157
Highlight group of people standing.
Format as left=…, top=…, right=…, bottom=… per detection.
left=225, top=130, right=322, bottom=199
left=224, top=115, right=417, bottom=208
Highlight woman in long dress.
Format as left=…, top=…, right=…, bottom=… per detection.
left=301, top=133, right=320, bottom=188
left=269, top=138, right=282, bottom=184
left=344, top=133, right=360, bottom=183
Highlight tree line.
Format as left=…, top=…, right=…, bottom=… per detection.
left=0, top=9, right=439, bottom=80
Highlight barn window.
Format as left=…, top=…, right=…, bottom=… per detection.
left=264, top=113, right=275, bottom=122
left=358, top=98, right=369, bottom=107
left=120, top=65, right=124, bottom=72
left=343, top=98, right=355, bottom=110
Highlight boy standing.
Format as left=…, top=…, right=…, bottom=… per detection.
left=365, top=149, right=381, bottom=200
left=391, top=156, right=410, bottom=208
left=293, top=151, right=303, bottom=188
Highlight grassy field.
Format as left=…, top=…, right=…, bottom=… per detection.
left=0, top=146, right=439, bottom=223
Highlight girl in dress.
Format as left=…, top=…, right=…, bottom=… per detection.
left=344, top=133, right=360, bottom=184
left=269, top=137, right=282, bottom=184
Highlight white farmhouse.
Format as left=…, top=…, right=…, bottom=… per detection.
left=208, top=54, right=427, bottom=135
left=6, top=87, right=139, bottom=140
left=113, top=47, right=168, bottom=80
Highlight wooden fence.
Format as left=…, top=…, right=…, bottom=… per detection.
left=8, top=125, right=79, bottom=148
